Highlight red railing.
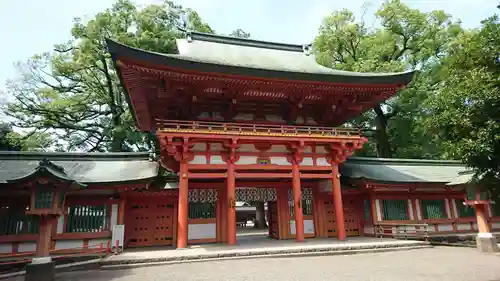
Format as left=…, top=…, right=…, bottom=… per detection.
left=156, top=119, right=362, bottom=138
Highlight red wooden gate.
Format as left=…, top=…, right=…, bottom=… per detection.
left=325, top=197, right=360, bottom=237
left=125, top=195, right=175, bottom=247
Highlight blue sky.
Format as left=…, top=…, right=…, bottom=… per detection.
left=0, top=0, right=497, bottom=94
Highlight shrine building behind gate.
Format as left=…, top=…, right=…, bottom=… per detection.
left=0, top=31, right=499, bottom=255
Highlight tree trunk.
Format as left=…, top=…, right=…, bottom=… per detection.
left=254, top=202, right=267, bottom=229
left=373, top=105, right=392, bottom=158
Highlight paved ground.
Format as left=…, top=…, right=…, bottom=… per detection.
left=10, top=247, right=500, bottom=281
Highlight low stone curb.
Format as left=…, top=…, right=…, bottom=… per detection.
left=101, top=242, right=431, bottom=268
left=101, top=245, right=432, bottom=270
left=0, top=258, right=102, bottom=280
left=430, top=242, right=476, bottom=248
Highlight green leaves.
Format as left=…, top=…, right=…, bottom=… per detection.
left=3, top=0, right=213, bottom=152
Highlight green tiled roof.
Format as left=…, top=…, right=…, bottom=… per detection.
left=341, top=157, right=471, bottom=184
left=0, top=151, right=159, bottom=184
left=106, top=32, right=415, bottom=85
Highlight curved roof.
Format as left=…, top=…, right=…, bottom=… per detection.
left=0, top=151, right=159, bottom=184
left=106, top=31, right=415, bottom=85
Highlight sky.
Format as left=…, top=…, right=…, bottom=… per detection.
left=0, top=0, right=497, bottom=97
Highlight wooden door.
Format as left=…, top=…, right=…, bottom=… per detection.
left=125, top=196, right=175, bottom=247
left=325, top=197, right=360, bottom=237
left=267, top=201, right=279, bottom=239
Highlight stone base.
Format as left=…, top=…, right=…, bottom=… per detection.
left=476, top=233, right=499, bottom=253
left=25, top=259, right=55, bottom=281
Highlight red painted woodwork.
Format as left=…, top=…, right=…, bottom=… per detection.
left=125, top=196, right=175, bottom=247
left=227, top=162, right=236, bottom=245
left=177, top=161, right=189, bottom=248
left=331, top=166, right=347, bottom=240
left=268, top=201, right=279, bottom=239
left=291, top=163, right=305, bottom=242
left=325, top=197, right=360, bottom=237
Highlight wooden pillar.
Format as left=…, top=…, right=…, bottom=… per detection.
left=332, top=164, right=346, bottom=240
left=227, top=161, right=236, bottom=245
left=476, top=204, right=491, bottom=233
left=118, top=193, right=126, bottom=225
left=177, top=160, right=189, bottom=248
left=36, top=216, right=56, bottom=257
left=292, top=162, right=304, bottom=242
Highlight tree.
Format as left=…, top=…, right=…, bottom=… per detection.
left=2, top=0, right=212, bottom=152
left=425, top=14, right=500, bottom=196
left=314, top=0, right=462, bottom=158
left=229, top=29, right=250, bottom=38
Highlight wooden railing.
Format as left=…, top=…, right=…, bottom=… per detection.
left=374, top=223, right=429, bottom=241
left=156, top=119, right=362, bottom=138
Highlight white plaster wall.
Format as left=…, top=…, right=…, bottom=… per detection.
left=415, top=199, right=422, bottom=220
left=445, top=199, right=452, bottom=218
left=234, top=113, right=254, bottom=121
left=306, top=117, right=317, bottom=125
left=270, top=157, right=289, bottom=165
left=89, top=239, right=110, bottom=249
left=210, top=143, right=224, bottom=151
left=408, top=200, right=414, bottom=220
left=268, top=145, right=288, bottom=153
left=492, top=222, right=500, bottom=229
left=303, top=146, right=312, bottom=153
left=456, top=223, right=471, bottom=231
left=55, top=240, right=84, bottom=250
left=18, top=242, right=36, bottom=252
left=316, top=157, right=329, bottom=166
left=188, top=223, right=216, bottom=240
left=289, top=220, right=314, bottom=234
left=471, top=222, right=477, bottom=231
left=57, top=215, right=64, bottom=234
left=235, top=156, right=257, bottom=165
left=375, top=199, right=382, bottom=221
left=111, top=204, right=118, bottom=228
left=295, top=116, right=305, bottom=124
left=210, top=155, right=226, bottom=164
left=0, top=244, right=12, bottom=253
left=438, top=224, right=454, bottom=232
left=265, top=115, right=284, bottom=122
left=189, top=155, right=207, bottom=164
left=316, top=146, right=327, bottom=153
left=237, top=144, right=258, bottom=152
left=301, top=157, right=314, bottom=166
left=426, top=225, right=436, bottom=232
left=364, top=226, right=375, bottom=235
left=191, top=143, right=206, bottom=151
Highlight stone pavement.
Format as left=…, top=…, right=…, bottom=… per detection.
left=103, top=236, right=430, bottom=267
left=7, top=247, right=500, bottom=281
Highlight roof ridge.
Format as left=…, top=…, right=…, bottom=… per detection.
left=181, top=28, right=310, bottom=53
left=346, top=156, right=464, bottom=166
left=0, top=151, right=153, bottom=161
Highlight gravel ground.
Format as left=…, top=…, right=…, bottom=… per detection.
left=8, top=247, right=500, bottom=281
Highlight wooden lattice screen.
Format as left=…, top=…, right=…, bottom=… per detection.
left=421, top=200, right=447, bottom=219
left=188, top=202, right=216, bottom=219
left=456, top=199, right=475, bottom=218
left=0, top=211, right=39, bottom=235
left=66, top=205, right=109, bottom=233
left=381, top=200, right=408, bottom=221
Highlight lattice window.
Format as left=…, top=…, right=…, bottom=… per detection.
left=381, top=200, right=408, bottom=221
left=188, top=189, right=218, bottom=203
left=66, top=205, right=109, bottom=233
left=188, top=202, right=216, bottom=219
left=456, top=199, right=475, bottom=218
left=363, top=199, right=371, bottom=221
left=35, top=189, right=54, bottom=209
left=0, top=211, right=39, bottom=235
left=289, top=199, right=313, bottom=216
left=421, top=200, right=447, bottom=219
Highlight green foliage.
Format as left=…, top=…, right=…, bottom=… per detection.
left=3, top=0, right=212, bottom=152
left=425, top=14, right=500, bottom=195
left=314, top=0, right=462, bottom=158
left=230, top=29, right=251, bottom=38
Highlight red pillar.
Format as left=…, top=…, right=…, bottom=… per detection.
left=227, top=161, right=236, bottom=245
left=475, top=204, right=491, bottom=233
left=177, top=161, right=189, bottom=248
left=292, top=162, right=305, bottom=242
left=36, top=216, right=56, bottom=257
left=332, top=164, right=346, bottom=240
